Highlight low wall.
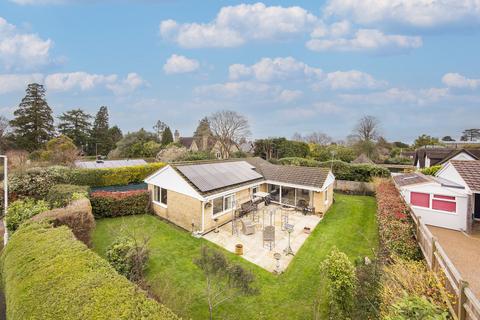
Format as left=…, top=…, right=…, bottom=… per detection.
left=334, top=180, right=375, bottom=195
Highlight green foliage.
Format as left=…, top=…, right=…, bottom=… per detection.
left=0, top=222, right=178, bottom=320
left=8, top=166, right=70, bottom=198
left=254, top=138, right=309, bottom=159
left=5, top=198, right=50, bottom=232
left=161, top=127, right=174, bottom=146
left=414, top=134, right=441, bottom=148
left=385, top=295, right=449, bottom=320
left=180, top=151, right=216, bottom=161
left=321, top=247, right=357, bottom=319
left=46, top=184, right=90, bottom=208
left=106, top=236, right=149, bottom=282
left=111, top=129, right=161, bottom=158
left=9, top=83, right=55, bottom=151
left=310, top=144, right=356, bottom=162
left=40, top=135, right=78, bottom=164
left=277, top=158, right=390, bottom=182
left=421, top=165, right=442, bottom=176
left=89, top=106, right=122, bottom=156
left=354, top=258, right=381, bottom=319
left=90, top=190, right=150, bottom=218
left=57, top=108, right=92, bottom=149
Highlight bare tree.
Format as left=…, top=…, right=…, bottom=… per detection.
left=306, top=132, right=333, bottom=146
left=209, top=110, right=250, bottom=159
left=354, top=115, right=380, bottom=142
left=291, top=132, right=304, bottom=142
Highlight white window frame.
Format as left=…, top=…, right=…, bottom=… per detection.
left=430, top=194, right=457, bottom=214
left=324, top=187, right=329, bottom=205
left=211, top=193, right=236, bottom=218
left=153, top=185, right=168, bottom=208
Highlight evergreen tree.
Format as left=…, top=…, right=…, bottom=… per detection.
left=461, top=129, right=480, bottom=142
left=10, top=83, right=55, bottom=151
left=161, top=126, right=173, bottom=145
left=89, top=106, right=111, bottom=156
left=194, top=117, right=212, bottom=138
left=108, top=125, right=123, bottom=151
left=58, top=109, right=92, bottom=151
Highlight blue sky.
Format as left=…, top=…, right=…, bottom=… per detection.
left=1, top=0, right=480, bottom=143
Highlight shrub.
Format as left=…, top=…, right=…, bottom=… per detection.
left=376, top=180, right=421, bottom=260
left=31, top=198, right=95, bottom=246
left=277, top=157, right=319, bottom=167
left=5, top=198, right=50, bottom=232
left=68, top=162, right=165, bottom=187
left=8, top=166, right=70, bottom=198
left=354, top=257, right=382, bottom=319
left=178, top=151, right=216, bottom=161
left=381, top=256, right=448, bottom=316
left=40, top=135, right=78, bottom=165
left=106, top=236, right=149, bottom=282
left=90, top=190, right=150, bottom=218
left=0, top=222, right=178, bottom=320
left=46, top=184, right=90, bottom=208
left=421, top=165, right=442, bottom=176
left=321, top=247, right=357, bottom=319
left=384, top=294, right=449, bottom=320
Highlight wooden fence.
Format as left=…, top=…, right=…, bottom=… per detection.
left=410, top=213, right=480, bottom=320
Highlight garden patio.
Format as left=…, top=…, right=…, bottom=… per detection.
left=92, top=194, right=378, bottom=320
left=203, top=205, right=322, bottom=272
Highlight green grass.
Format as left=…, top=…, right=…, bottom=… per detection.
left=92, top=194, right=378, bottom=320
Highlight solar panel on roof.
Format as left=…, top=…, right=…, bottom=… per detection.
left=176, top=161, right=263, bottom=192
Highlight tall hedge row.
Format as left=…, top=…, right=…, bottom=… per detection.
left=277, top=157, right=390, bottom=182
left=0, top=222, right=179, bottom=320
left=90, top=190, right=151, bottom=218
left=8, top=162, right=165, bottom=198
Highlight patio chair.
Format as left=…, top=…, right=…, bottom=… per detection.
left=263, top=225, right=275, bottom=250
left=241, top=219, right=256, bottom=235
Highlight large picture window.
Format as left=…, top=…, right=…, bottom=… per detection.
left=281, top=186, right=295, bottom=206
left=296, top=188, right=311, bottom=207
left=212, top=193, right=235, bottom=216
left=268, top=184, right=280, bottom=202
left=153, top=186, right=167, bottom=206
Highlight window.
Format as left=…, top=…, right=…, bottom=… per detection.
left=432, top=194, right=456, bottom=213
left=411, top=192, right=430, bottom=208
left=251, top=186, right=258, bottom=195
left=281, top=187, right=295, bottom=206
left=324, top=188, right=329, bottom=204
left=212, top=193, right=235, bottom=216
left=268, top=184, right=280, bottom=202
left=296, top=188, right=311, bottom=207
left=153, top=186, right=167, bottom=206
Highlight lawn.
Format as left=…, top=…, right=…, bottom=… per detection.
left=92, top=194, right=378, bottom=320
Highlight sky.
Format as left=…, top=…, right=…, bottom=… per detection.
left=0, top=0, right=480, bottom=143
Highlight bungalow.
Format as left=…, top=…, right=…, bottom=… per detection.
left=144, top=157, right=335, bottom=234
left=394, top=160, right=480, bottom=233
left=414, top=147, right=480, bottom=169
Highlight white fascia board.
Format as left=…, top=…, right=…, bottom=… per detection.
left=146, top=165, right=205, bottom=201
left=321, top=171, right=335, bottom=191
left=204, top=181, right=264, bottom=201
left=435, top=162, right=451, bottom=178
left=436, top=162, right=471, bottom=193
left=144, top=164, right=170, bottom=183
left=402, top=183, right=468, bottom=197
left=264, top=180, right=322, bottom=192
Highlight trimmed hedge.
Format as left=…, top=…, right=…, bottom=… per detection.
left=277, top=157, right=390, bottom=182
left=0, top=222, right=178, bottom=320
left=376, top=180, right=421, bottom=260
left=5, top=198, right=50, bottom=233
left=9, top=163, right=165, bottom=198
left=46, top=184, right=90, bottom=208
left=32, top=198, right=95, bottom=246
left=90, top=190, right=150, bottom=218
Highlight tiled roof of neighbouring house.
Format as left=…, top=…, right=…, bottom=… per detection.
left=450, top=160, right=480, bottom=192
left=351, top=153, right=375, bottom=164
left=393, top=172, right=431, bottom=187
left=414, top=148, right=456, bottom=168
left=178, top=137, right=195, bottom=148
left=438, top=149, right=480, bottom=165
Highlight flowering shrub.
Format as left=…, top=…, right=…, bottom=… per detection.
left=376, top=180, right=421, bottom=260
left=90, top=190, right=150, bottom=218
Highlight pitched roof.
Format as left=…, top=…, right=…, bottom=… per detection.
left=351, top=153, right=375, bottom=164
left=438, top=149, right=480, bottom=165
left=168, top=157, right=332, bottom=196
left=393, top=172, right=431, bottom=187
left=414, top=148, right=456, bottom=167
left=178, top=137, right=195, bottom=149
left=450, top=160, right=480, bottom=192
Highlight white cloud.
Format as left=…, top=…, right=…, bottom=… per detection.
left=279, top=102, right=343, bottom=119
left=278, top=89, right=303, bottom=103
left=163, top=54, right=199, bottom=74
left=307, top=28, right=422, bottom=52
left=229, top=57, right=322, bottom=82
left=194, top=81, right=275, bottom=99
left=340, top=87, right=450, bottom=106
left=44, top=71, right=146, bottom=95
left=315, top=70, right=387, bottom=90
left=0, top=73, right=43, bottom=94
left=228, top=56, right=385, bottom=90
left=442, top=73, right=480, bottom=89
left=324, top=0, right=480, bottom=28
left=0, top=17, right=53, bottom=70
left=159, top=3, right=317, bottom=48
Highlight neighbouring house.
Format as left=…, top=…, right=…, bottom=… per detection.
left=394, top=160, right=480, bottom=233
left=414, top=147, right=480, bottom=169
left=351, top=153, right=375, bottom=165
left=74, top=159, right=147, bottom=169
left=174, top=129, right=239, bottom=159
left=144, top=157, right=335, bottom=234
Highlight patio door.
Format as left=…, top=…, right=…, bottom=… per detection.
left=475, top=193, right=480, bottom=220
